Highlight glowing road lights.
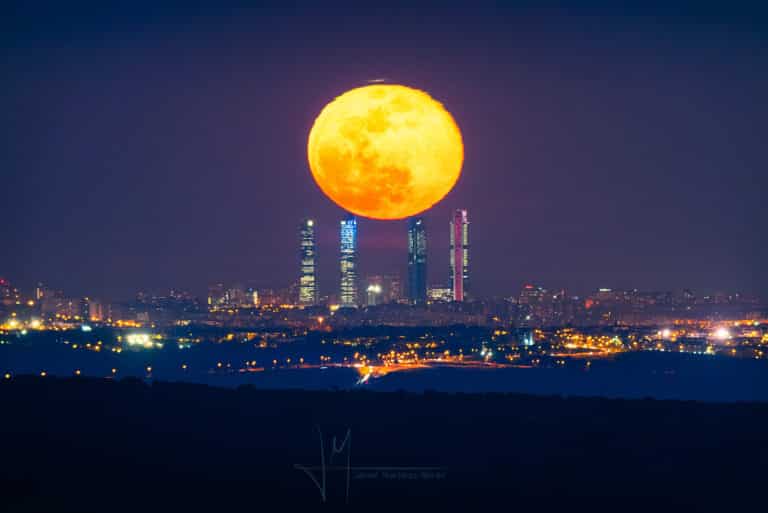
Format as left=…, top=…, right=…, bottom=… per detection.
left=3, top=373, right=10, bottom=380
left=111, top=368, right=117, bottom=375
left=75, top=369, right=81, bottom=376
left=40, top=371, right=47, bottom=377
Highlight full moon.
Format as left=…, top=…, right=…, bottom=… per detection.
left=307, top=84, right=464, bottom=220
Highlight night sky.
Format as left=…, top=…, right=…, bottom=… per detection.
left=2, top=2, right=766, bottom=300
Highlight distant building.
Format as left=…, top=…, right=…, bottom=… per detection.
left=246, top=287, right=260, bottom=307
left=365, top=274, right=402, bottom=304
left=299, top=218, right=318, bottom=305
left=39, top=288, right=65, bottom=317
left=259, top=288, right=279, bottom=305
left=0, top=277, right=20, bottom=307
left=449, top=209, right=469, bottom=301
left=519, top=284, right=547, bottom=305
left=87, top=299, right=104, bottom=322
left=407, top=217, right=427, bottom=304
left=383, top=274, right=403, bottom=303
left=366, top=283, right=383, bottom=306
left=226, top=284, right=248, bottom=307
left=339, top=215, right=358, bottom=307
left=79, top=297, right=91, bottom=321
left=35, top=282, right=46, bottom=301
left=427, top=286, right=453, bottom=302
left=518, top=284, right=549, bottom=326
left=207, top=283, right=226, bottom=309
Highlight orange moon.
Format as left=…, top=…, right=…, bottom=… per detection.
left=307, top=84, right=464, bottom=220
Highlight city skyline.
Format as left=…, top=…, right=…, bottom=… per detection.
left=8, top=200, right=761, bottom=305
left=3, top=5, right=766, bottom=300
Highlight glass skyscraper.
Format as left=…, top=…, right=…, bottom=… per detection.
left=407, top=217, right=427, bottom=304
left=339, top=215, right=358, bottom=307
left=299, top=218, right=318, bottom=305
left=449, top=209, right=469, bottom=301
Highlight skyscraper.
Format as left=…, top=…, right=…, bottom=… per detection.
left=407, top=217, right=427, bottom=304
left=299, top=218, right=318, bottom=305
left=339, top=214, right=358, bottom=307
left=449, top=209, right=469, bottom=301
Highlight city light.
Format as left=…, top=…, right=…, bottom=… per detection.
left=714, top=327, right=731, bottom=341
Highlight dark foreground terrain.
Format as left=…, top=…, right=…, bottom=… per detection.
left=1, top=377, right=766, bottom=512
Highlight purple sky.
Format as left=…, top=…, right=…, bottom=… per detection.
left=2, top=2, right=766, bottom=300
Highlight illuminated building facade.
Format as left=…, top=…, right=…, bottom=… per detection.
left=449, top=209, right=469, bottom=301
left=407, top=217, right=427, bottom=304
left=299, top=218, right=318, bottom=305
left=365, top=274, right=402, bottom=304
left=246, top=287, right=260, bottom=307
left=0, top=277, right=20, bottom=307
left=428, top=286, right=453, bottom=302
left=518, top=284, right=548, bottom=326
left=339, top=215, right=358, bottom=307
left=87, top=299, right=104, bottom=322
left=207, top=283, right=226, bottom=309
left=366, top=283, right=383, bottom=306
left=79, top=297, right=91, bottom=321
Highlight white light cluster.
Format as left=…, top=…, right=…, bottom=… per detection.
left=125, top=333, right=163, bottom=349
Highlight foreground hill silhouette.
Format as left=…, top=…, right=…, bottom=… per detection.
left=1, top=376, right=766, bottom=512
